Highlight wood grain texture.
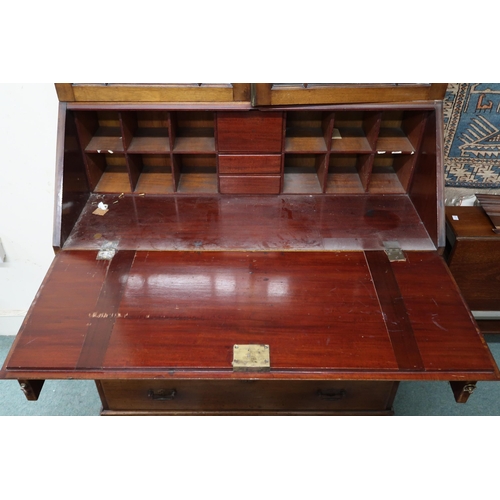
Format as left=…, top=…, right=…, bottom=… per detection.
left=218, top=154, right=282, bottom=174
left=391, top=252, right=498, bottom=373
left=77, top=250, right=136, bottom=369
left=99, top=409, right=396, bottom=416
left=2, top=250, right=498, bottom=382
left=7, top=92, right=500, bottom=415
left=219, top=175, right=281, bottom=194
left=54, top=83, right=75, bottom=102
left=103, top=251, right=396, bottom=372
left=365, top=251, right=424, bottom=371
left=253, top=84, right=448, bottom=106
left=61, top=194, right=436, bottom=252
left=476, top=320, right=500, bottom=334
left=232, top=84, right=251, bottom=102
left=69, top=84, right=239, bottom=103
left=476, top=194, right=500, bottom=232
left=3, top=251, right=110, bottom=370
left=217, top=111, right=283, bottom=152
left=99, top=380, right=398, bottom=413
left=285, top=136, right=328, bottom=153
left=446, top=239, right=500, bottom=310
left=54, top=105, right=92, bottom=250
left=445, top=206, right=500, bottom=311
left=330, top=132, right=372, bottom=153
left=409, top=105, right=442, bottom=248
left=446, top=206, right=500, bottom=238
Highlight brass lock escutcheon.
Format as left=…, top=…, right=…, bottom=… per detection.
left=232, top=344, right=270, bottom=372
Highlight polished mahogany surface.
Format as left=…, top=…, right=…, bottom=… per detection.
left=216, top=111, right=283, bottom=152
left=3, top=249, right=497, bottom=381
left=6, top=95, right=499, bottom=414
left=99, top=380, right=398, bottom=414
left=446, top=206, right=500, bottom=239
left=63, top=194, right=436, bottom=252
left=445, top=206, right=500, bottom=312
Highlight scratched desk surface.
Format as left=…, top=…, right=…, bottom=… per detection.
left=3, top=249, right=497, bottom=381
left=63, top=194, right=436, bottom=252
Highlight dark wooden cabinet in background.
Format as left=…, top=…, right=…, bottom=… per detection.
left=1, top=84, right=498, bottom=415
left=445, top=206, right=500, bottom=334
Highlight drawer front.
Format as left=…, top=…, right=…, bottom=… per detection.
left=217, top=111, right=283, bottom=152
left=218, top=154, right=282, bottom=175
left=219, top=175, right=281, bottom=194
left=100, top=380, right=397, bottom=413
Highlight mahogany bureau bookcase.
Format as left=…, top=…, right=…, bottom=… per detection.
left=1, top=83, right=499, bottom=415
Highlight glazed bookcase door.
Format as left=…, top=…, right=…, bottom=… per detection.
left=252, top=83, right=448, bottom=106
left=55, top=84, right=251, bottom=103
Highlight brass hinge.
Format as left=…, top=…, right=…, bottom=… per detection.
left=383, top=241, right=406, bottom=262
left=96, top=241, right=118, bottom=260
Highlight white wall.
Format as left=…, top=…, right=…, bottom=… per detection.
left=0, top=84, right=59, bottom=334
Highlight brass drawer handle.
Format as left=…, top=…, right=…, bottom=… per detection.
left=148, top=389, right=177, bottom=401
left=317, top=389, right=346, bottom=401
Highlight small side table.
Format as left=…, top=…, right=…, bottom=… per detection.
left=445, top=206, right=500, bottom=334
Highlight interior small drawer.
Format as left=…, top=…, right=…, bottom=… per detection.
left=219, top=175, right=281, bottom=194
left=218, top=154, right=282, bottom=174
left=217, top=111, right=283, bottom=152
left=99, top=380, right=397, bottom=414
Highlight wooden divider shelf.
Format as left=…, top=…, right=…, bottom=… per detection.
left=285, top=111, right=332, bottom=153
left=70, top=105, right=431, bottom=197
left=369, top=153, right=416, bottom=193
left=283, top=154, right=325, bottom=194
left=326, top=154, right=373, bottom=194
left=77, top=111, right=124, bottom=153
left=172, top=111, right=215, bottom=153
left=124, top=111, right=170, bottom=154
left=376, top=110, right=427, bottom=153
left=129, top=154, right=174, bottom=194
left=330, top=111, right=380, bottom=153
left=173, top=154, right=218, bottom=193
left=90, top=154, right=131, bottom=193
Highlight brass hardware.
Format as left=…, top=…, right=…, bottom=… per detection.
left=463, top=383, right=476, bottom=394
left=18, top=379, right=45, bottom=401
left=96, top=241, right=118, bottom=260
left=317, top=389, right=346, bottom=401
left=450, top=380, right=477, bottom=403
left=148, top=389, right=177, bottom=401
left=384, top=241, right=406, bottom=262
left=97, top=248, right=116, bottom=260
left=232, top=344, right=270, bottom=372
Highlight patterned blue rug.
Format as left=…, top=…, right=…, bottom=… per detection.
left=444, top=83, right=500, bottom=188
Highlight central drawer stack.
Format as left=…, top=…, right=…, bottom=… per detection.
left=217, top=111, right=284, bottom=194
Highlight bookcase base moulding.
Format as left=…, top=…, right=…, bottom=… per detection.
left=1, top=89, right=498, bottom=416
